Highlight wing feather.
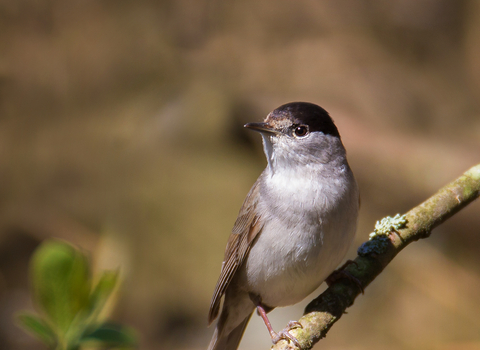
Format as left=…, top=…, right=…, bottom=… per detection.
left=208, top=178, right=264, bottom=324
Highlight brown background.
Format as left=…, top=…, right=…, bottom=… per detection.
left=1, top=1, right=480, bottom=349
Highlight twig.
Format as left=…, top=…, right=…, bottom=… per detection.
left=271, top=164, right=480, bottom=350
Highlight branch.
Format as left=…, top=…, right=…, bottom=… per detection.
left=272, top=164, right=480, bottom=350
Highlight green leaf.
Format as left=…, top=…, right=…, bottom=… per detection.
left=88, top=270, right=119, bottom=317
left=80, top=323, right=136, bottom=347
left=31, top=240, right=92, bottom=334
left=16, top=312, right=56, bottom=346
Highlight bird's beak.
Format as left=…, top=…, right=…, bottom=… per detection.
left=244, top=122, right=280, bottom=135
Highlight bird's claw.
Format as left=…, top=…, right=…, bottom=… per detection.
left=326, top=260, right=364, bottom=294
left=286, top=320, right=303, bottom=330
left=272, top=321, right=303, bottom=348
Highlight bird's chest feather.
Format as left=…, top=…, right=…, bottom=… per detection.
left=239, top=169, right=352, bottom=306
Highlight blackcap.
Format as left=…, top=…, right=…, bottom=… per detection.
left=208, top=102, right=359, bottom=350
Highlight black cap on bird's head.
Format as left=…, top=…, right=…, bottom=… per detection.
left=244, top=102, right=340, bottom=139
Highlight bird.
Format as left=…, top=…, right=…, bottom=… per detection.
left=207, top=102, right=359, bottom=350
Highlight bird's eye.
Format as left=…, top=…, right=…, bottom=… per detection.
left=294, top=125, right=309, bottom=137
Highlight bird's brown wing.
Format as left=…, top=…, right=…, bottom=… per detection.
left=208, top=178, right=264, bottom=324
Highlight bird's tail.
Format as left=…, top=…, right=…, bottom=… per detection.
left=208, top=313, right=252, bottom=350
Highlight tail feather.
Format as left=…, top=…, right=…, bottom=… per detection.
left=208, top=313, right=252, bottom=350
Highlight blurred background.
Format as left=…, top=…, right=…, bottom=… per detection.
left=1, top=0, right=480, bottom=349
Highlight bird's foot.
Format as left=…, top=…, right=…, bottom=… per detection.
left=256, top=304, right=303, bottom=348
left=271, top=321, right=303, bottom=348
left=326, top=260, right=364, bottom=294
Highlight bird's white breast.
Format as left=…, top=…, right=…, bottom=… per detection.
left=239, top=162, right=358, bottom=307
